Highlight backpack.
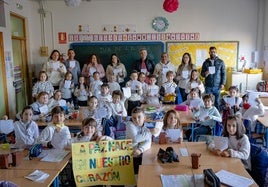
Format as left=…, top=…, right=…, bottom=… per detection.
left=250, top=144, right=268, bottom=187
left=104, top=116, right=126, bottom=140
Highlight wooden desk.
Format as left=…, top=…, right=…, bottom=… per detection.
left=0, top=150, right=71, bottom=187
left=0, top=169, right=59, bottom=187
left=142, top=142, right=191, bottom=166
left=137, top=165, right=192, bottom=187
left=13, top=150, right=71, bottom=171
left=257, top=110, right=268, bottom=148
left=138, top=142, right=257, bottom=187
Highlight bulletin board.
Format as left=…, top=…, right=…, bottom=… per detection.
left=167, top=41, right=239, bottom=68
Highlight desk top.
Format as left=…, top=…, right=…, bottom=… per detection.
left=138, top=141, right=257, bottom=187
left=257, top=111, right=268, bottom=127
left=37, top=118, right=82, bottom=127
left=0, top=169, right=58, bottom=187
left=12, top=150, right=71, bottom=172
left=142, top=142, right=191, bottom=166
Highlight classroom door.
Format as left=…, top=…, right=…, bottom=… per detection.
left=11, top=14, right=30, bottom=113
left=0, top=32, right=9, bottom=116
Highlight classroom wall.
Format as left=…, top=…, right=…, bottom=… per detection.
left=0, top=0, right=265, bottom=116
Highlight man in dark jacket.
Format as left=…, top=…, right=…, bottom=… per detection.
left=134, top=48, right=155, bottom=83
left=201, top=46, right=226, bottom=109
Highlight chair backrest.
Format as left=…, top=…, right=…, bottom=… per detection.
left=213, top=121, right=223, bottom=136
left=243, top=119, right=251, bottom=137
left=0, top=181, right=18, bottom=187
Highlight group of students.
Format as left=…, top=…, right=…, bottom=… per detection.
left=2, top=46, right=266, bottom=186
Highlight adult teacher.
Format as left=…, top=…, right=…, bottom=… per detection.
left=82, top=54, right=105, bottom=86
left=201, top=46, right=226, bottom=109
left=42, top=49, right=67, bottom=90
left=134, top=48, right=155, bottom=83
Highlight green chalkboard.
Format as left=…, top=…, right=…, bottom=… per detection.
left=70, top=42, right=164, bottom=81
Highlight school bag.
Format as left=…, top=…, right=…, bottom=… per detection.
left=103, top=116, right=126, bottom=140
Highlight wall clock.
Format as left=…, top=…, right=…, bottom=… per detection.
left=152, top=17, right=169, bottom=32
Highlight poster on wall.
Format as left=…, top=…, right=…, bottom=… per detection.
left=72, top=139, right=135, bottom=186
left=58, top=32, right=67, bottom=44
left=167, top=41, right=239, bottom=68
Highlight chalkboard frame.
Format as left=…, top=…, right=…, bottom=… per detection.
left=70, top=42, right=165, bottom=82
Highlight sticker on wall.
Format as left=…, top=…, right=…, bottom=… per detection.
left=102, top=24, right=136, bottom=33
left=58, top=32, right=67, bottom=44
left=68, top=32, right=200, bottom=42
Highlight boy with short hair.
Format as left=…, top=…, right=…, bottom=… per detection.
left=126, top=107, right=151, bottom=174
left=90, top=71, right=103, bottom=96
left=37, top=106, right=71, bottom=149
left=126, top=70, right=143, bottom=116
left=160, top=71, right=177, bottom=104
left=97, top=83, right=112, bottom=103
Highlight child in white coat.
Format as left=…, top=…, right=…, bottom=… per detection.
left=14, top=106, right=39, bottom=149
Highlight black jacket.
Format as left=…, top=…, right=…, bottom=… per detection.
left=134, top=58, right=155, bottom=75
left=201, top=57, right=226, bottom=88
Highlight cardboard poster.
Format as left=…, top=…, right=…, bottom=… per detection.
left=72, top=139, right=135, bottom=186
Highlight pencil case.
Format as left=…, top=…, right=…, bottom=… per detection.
left=203, top=168, right=221, bottom=187
left=175, top=104, right=189, bottom=111
left=29, top=144, right=43, bottom=160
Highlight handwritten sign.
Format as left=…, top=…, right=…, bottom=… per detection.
left=72, top=139, right=135, bottom=186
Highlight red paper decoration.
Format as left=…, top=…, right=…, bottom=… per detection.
left=163, top=0, right=179, bottom=13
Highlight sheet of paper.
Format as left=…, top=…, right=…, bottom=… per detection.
left=58, top=99, right=66, bottom=106
left=95, top=107, right=108, bottom=119
left=199, top=110, right=208, bottom=121
left=64, top=80, right=71, bottom=89
left=39, top=105, right=49, bottom=114
left=214, top=136, right=228, bottom=151
left=40, top=149, right=69, bottom=162
left=25, top=170, right=50, bottom=183
left=122, top=87, right=131, bottom=98
left=162, top=66, right=169, bottom=75
left=160, top=174, right=204, bottom=187
left=190, top=99, right=200, bottom=108
left=150, top=88, right=158, bottom=96
left=141, top=68, right=147, bottom=74
left=224, top=97, right=236, bottom=107
left=191, top=82, right=198, bottom=88
left=180, top=148, right=189, bottom=157
left=166, top=86, right=175, bottom=94
left=209, top=66, right=215, bottom=74
left=216, top=170, right=254, bottom=187
left=153, top=121, right=164, bottom=137
left=0, top=120, right=14, bottom=134
left=90, top=67, right=96, bottom=75
left=52, top=63, right=59, bottom=70
left=248, top=91, right=259, bottom=107
left=131, top=80, right=139, bottom=90
left=166, top=129, right=182, bottom=142
left=69, top=61, right=75, bottom=68
left=182, top=70, right=189, bottom=79
left=113, top=68, right=120, bottom=76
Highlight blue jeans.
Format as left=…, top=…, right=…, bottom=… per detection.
left=205, top=87, right=220, bottom=110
